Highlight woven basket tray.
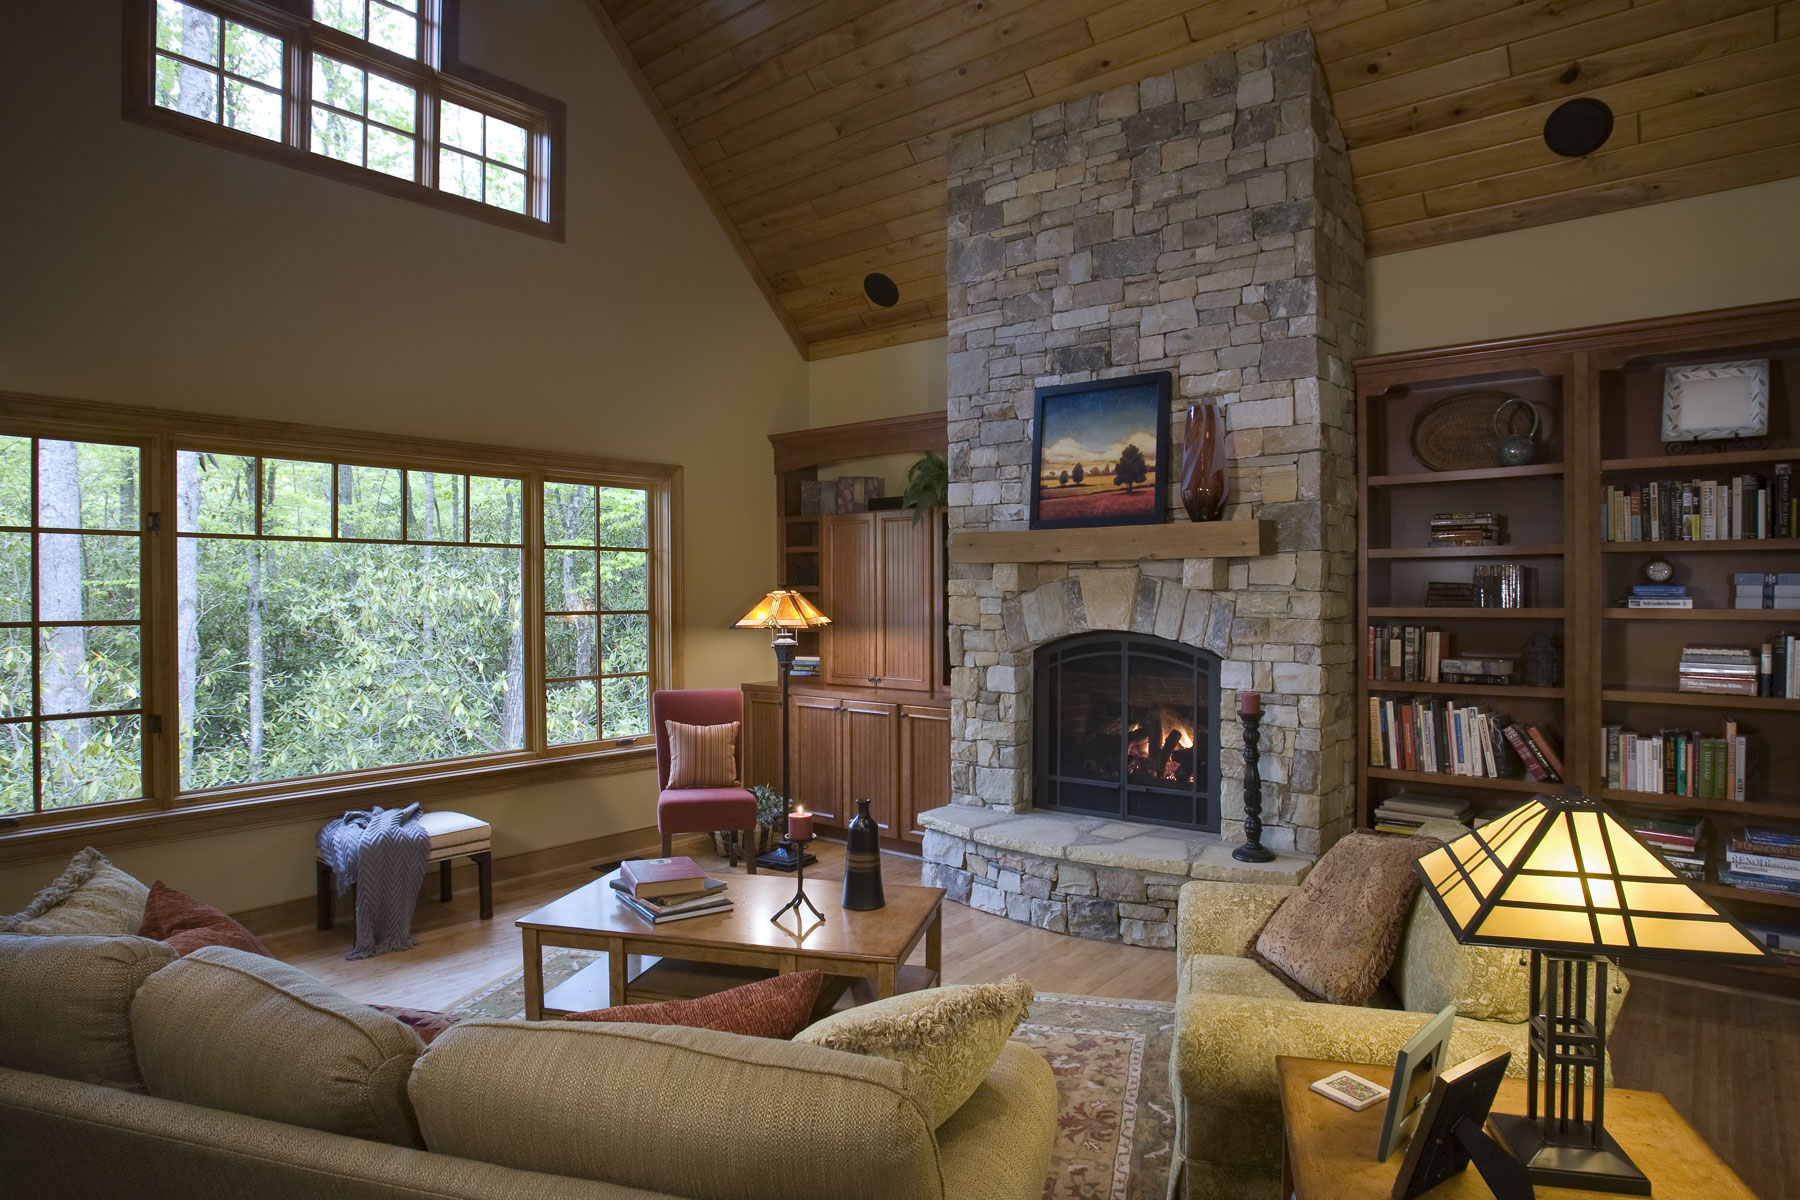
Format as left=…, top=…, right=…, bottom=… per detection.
left=1409, top=390, right=1532, bottom=472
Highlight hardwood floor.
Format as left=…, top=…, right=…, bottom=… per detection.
left=263, top=837, right=1798, bottom=1200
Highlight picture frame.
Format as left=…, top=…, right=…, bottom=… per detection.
left=1390, top=1049, right=1525, bottom=1200
left=1029, top=372, right=1171, bottom=530
left=1376, top=1003, right=1456, bottom=1161
left=1660, top=360, right=1770, bottom=442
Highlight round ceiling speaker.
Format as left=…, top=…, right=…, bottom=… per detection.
left=863, top=272, right=900, bottom=308
left=1543, top=98, right=1614, bottom=157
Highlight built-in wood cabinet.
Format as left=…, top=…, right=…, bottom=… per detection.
left=822, top=509, right=944, bottom=692
left=742, top=681, right=947, bottom=846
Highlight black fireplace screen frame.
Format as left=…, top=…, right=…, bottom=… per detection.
left=1032, top=631, right=1221, bottom=832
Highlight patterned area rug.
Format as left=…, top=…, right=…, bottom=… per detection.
left=446, top=950, right=1175, bottom=1200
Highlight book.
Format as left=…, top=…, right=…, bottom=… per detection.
left=618, top=893, right=735, bottom=923
left=609, top=875, right=727, bottom=912
left=1310, top=1069, right=1389, bottom=1112
left=1717, top=869, right=1800, bottom=896
left=618, top=856, right=710, bottom=899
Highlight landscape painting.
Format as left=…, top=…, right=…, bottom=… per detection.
left=1030, top=372, right=1172, bottom=530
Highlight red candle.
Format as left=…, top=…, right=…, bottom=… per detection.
left=787, top=809, right=814, bottom=841
left=1239, top=691, right=1261, bottom=715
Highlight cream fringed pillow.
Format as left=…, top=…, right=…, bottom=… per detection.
left=665, top=719, right=740, bottom=788
left=794, top=975, right=1034, bottom=1127
left=0, top=847, right=149, bottom=937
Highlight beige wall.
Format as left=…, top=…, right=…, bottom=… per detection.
left=0, top=1, right=806, bottom=913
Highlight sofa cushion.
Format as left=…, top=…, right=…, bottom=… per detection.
left=1393, top=887, right=1533, bottom=1023
left=568, top=969, right=823, bottom=1038
left=794, top=976, right=1034, bottom=1128
left=137, top=881, right=273, bottom=959
left=1253, top=831, right=1438, bottom=1007
left=1178, top=953, right=1303, bottom=1002
left=0, top=933, right=175, bottom=1092
left=131, top=945, right=424, bottom=1146
left=0, top=847, right=149, bottom=937
left=411, top=1018, right=945, bottom=1200
left=665, top=719, right=740, bottom=788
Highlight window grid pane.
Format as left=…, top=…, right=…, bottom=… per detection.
left=542, top=483, right=649, bottom=745
left=155, top=3, right=286, bottom=142
left=436, top=99, right=534, bottom=215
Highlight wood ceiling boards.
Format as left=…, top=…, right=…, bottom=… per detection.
left=587, top=0, right=1800, bottom=359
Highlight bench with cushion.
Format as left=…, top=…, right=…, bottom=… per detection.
left=316, top=809, right=492, bottom=930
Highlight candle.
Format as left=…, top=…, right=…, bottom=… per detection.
left=1238, top=691, right=1261, bottom=716
left=787, top=809, right=814, bottom=842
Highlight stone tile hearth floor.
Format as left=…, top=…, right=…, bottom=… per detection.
left=917, top=805, right=1311, bottom=884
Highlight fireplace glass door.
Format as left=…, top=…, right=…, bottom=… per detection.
left=1033, top=632, right=1220, bottom=831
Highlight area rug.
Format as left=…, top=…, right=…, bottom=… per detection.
left=445, top=950, right=1176, bottom=1199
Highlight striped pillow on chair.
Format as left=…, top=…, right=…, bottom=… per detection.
left=665, top=720, right=740, bottom=788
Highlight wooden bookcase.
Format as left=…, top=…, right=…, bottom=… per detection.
left=1356, top=300, right=1800, bottom=992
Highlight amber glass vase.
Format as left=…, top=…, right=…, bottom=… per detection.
left=1180, top=401, right=1229, bottom=521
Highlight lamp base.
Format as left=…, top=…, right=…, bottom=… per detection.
left=755, top=843, right=817, bottom=872
left=1489, top=1113, right=1651, bottom=1196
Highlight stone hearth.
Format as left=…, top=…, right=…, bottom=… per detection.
left=940, top=26, right=1365, bottom=919
left=919, top=805, right=1309, bottom=947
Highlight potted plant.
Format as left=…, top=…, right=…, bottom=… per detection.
left=713, top=784, right=792, bottom=858
left=902, top=451, right=947, bottom=522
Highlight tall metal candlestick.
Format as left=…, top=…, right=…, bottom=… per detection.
left=1234, top=709, right=1276, bottom=863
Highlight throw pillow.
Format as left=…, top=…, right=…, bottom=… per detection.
left=567, top=969, right=823, bottom=1038
left=665, top=719, right=740, bottom=788
left=370, top=1004, right=463, bottom=1045
left=1252, top=830, right=1439, bottom=1007
left=794, top=975, right=1034, bottom=1127
left=137, top=881, right=273, bottom=959
left=0, top=846, right=149, bottom=937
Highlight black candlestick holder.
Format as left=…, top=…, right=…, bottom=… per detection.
left=1234, top=709, right=1276, bottom=863
left=769, top=835, right=824, bottom=924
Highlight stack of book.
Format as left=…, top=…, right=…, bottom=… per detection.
left=1619, top=814, right=1707, bottom=880
left=1677, top=647, right=1759, bottom=696
left=1474, top=797, right=1529, bottom=829
left=1472, top=564, right=1528, bottom=608
left=1745, top=921, right=1800, bottom=965
left=1601, top=465, right=1792, bottom=542
left=1721, top=827, right=1800, bottom=897
left=790, top=655, right=821, bottom=677
left=1625, top=583, right=1691, bottom=609
left=1426, top=581, right=1476, bottom=607
left=1366, top=624, right=1447, bottom=682
left=1438, top=655, right=1518, bottom=685
left=611, top=856, right=732, bottom=923
left=1762, top=634, right=1800, bottom=696
left=1367, top=696, right=1563, bottom=781
left=1429, top=512, right=1501, bottom=547
left=1373, top=792, right=1472, bottom=834
left=1733, top=573, right=1800, bottom=610
left=1601, top=721, right=1747, bottom=800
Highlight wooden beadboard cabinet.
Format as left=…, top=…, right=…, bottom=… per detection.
left=821, top=509, right=945, bottom=693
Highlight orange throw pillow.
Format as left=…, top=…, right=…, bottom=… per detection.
left=666, top=719, right=740, bottom=788
left=567, top=970, right=823, bottom=1039
left=137, top=881, right=274, bottom=959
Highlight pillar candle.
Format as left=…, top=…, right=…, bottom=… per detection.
left=1239, top=691, right=1261, bottom=715
left=787, top=809, right=814, bottom=841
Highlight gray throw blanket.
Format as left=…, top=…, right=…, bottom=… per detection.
left=318, top=803, right=429, bottom=960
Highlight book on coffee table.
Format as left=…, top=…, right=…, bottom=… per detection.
left=617, top=892, right=733, bottom=924
left=609, top=876, right=726, bottom=913
left=618, top=856, right=709, bottom=899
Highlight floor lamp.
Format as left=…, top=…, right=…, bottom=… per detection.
left=1415, top=787, right=1775, bottom=1194
left=734, top=587, right=831, bottom=872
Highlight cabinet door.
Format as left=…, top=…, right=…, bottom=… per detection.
left=874, top=510, right=934, bottom=691
left=822, top=514, right=877, bottom=687
left=898, top=705, right=950, bottom=844
left=789, top=695, right=843, bottom=823
left=741, top=688, right=783, bottom=791
left=842, top=701, right=898, bottom=836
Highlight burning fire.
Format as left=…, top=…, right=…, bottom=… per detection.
left=1127, top=716, right=1198, bottom=784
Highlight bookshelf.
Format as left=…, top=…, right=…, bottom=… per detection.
left=1356, top=300, right=1800, bottom=991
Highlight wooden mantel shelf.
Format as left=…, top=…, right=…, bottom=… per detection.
left=949, top=520, right=1275, bottom=564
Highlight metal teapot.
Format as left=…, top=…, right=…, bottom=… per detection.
left=1493, top=397, right=1540, bottom=467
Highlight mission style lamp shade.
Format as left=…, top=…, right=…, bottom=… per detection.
left=1415, top=787, right=1775, bottom=1195
left=733, top=589, right=830, bottom=869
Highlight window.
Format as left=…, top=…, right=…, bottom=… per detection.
left=0, top=396, right=673, bottom=835
left=129, top=0, right=565, bottom=238
left=0, top=436, right=148, bottom=816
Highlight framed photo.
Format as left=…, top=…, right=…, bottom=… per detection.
left=1376, top=1003, right=1456, bottom=1161
left=1661, top=360, right=1770, bottom=442
left=1029, top=372, right=1171, bottom=530
left=1391, top=1049, right=1516, bottom=1200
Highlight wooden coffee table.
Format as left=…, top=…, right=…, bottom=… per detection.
left=516, top=871, right=945, bottom=1019
left=1274, top=1056, right=1755, bottom=1200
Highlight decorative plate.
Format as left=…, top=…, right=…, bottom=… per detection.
left=1409, top=390, right=1532, bottom=472
left=1661, top=360, right=1770, bottom=442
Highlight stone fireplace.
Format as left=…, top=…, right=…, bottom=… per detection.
left=919, top=30, right=1364, bottom=944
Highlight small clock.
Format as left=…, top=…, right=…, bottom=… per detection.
left=1641, top=557, right=1676, bottom=584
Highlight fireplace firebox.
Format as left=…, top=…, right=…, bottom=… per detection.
left=1032, top=632, right=1221, bottom=832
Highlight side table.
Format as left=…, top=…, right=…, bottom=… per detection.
left=1275, top=1056, right=1756, bottom=1200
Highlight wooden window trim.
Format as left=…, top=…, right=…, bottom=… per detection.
left=0, top=390, right=681, bottom=860
left=122, top=0, right=567, bottom=241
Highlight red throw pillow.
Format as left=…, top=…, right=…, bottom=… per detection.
left=567, top=969, right=824, bottom=1039
left=369, top=1004, right=462, bottom=1045
left=137, top=880, right=274, bottom=959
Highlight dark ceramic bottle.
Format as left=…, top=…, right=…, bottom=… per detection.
left=841, top=798, right=885, bottom=911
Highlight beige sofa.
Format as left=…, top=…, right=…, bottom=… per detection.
left=1168, top=861, right=1628, bottom=1199
left=0, top=933, right=1056, bottom=1200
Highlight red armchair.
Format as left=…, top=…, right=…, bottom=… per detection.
left=652, top=689, right=758, bottom=873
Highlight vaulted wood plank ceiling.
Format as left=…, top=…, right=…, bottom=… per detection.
left=584, top=0, right=1800, bottom=359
